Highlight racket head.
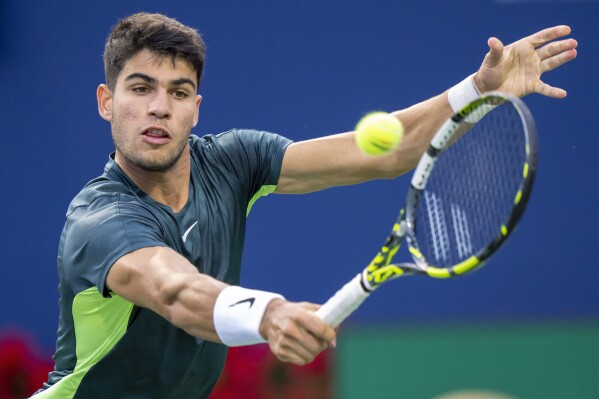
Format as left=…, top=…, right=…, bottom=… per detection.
left=405, top=92, right=538, bottom=277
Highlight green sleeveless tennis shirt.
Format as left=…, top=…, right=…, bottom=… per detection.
left=35, top=130, right=292, bottom=399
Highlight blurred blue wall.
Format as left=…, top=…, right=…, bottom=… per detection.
left=1, top=0, right=597, bottom=350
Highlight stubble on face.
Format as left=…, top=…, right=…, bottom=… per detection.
left=109, top=51, right=199, bottom=174
left=111, top=107, right=191, bottom=173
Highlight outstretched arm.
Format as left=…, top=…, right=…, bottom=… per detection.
left=106, top=246, right=335, bottom=364
left=276, top=25, right=577, bottom=194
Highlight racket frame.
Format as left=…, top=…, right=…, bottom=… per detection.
left=316, top=92, right=538, bottom=327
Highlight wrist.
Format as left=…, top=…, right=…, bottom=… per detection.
left=213, top=286, right=284, bottom=346
left=447, top=74, right=481, bottom=113
left=448, top=74, right=495, bottom=123
left=471, top=72, right=484, bottom=95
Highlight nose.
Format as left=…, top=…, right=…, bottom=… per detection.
left=147, top=90, right=171, bottom=119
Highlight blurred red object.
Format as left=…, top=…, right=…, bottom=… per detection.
left=0, top=330, right=332, bottom=398
left=210, top=346, right=332, bottom=399
left=0, top=330, right=53, bottom=399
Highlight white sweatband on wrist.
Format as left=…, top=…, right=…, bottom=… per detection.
left=448, top=74, right=495, bottom=123
left=213, top=286, right=284, bottom=347
left=448, top=74, right=481, bottom=113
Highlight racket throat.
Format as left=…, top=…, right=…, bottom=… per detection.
left=359, top=274, right=375, bottom=293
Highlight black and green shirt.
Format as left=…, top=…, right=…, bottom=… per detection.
left=35, top=130, right=292, bottom=399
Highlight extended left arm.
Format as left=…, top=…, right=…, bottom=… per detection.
left=276, top=25, right=577, bottom=195
left=276, top=92, right=449, bottom=194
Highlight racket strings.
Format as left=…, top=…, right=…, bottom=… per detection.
left=412, top=102, right=529, bottom=268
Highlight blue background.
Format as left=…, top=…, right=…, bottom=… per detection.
left=1, top=0, right=597, bottom=350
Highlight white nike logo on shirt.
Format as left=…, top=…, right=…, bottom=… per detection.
left=182, top=221, right=199, bottom=243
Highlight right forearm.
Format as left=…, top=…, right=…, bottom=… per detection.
left=107, top=247, right=228, bottom=342
left=158, top=272, right=228, bottom=342
left=107, top=246, right=334, bottom=360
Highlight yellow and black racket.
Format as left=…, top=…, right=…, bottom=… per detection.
left=316, top=92, right=538, bottom=327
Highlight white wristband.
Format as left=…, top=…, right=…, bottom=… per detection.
left=448, top=74, right=481, bottom=113
left=213, top=286, right=284, bottom=346
left=448, top=74, right=496, bottom=123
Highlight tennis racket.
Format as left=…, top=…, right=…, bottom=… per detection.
left=316, top=92, right=538, bottom=327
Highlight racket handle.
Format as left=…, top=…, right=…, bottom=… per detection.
left=316, top=274, right=370, bottom=327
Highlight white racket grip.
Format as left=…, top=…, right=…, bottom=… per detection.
left=316, top=274, right=370, bottom=327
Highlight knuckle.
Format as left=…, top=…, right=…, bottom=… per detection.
left=279, top=322, right=297, bottom=338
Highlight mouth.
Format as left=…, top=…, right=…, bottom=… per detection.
left=141, top=127, right=171, bottom=145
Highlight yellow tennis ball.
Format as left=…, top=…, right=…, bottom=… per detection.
left=355, top=112, right=404, bottom=156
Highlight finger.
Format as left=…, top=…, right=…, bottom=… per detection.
left=286, top=307, right=334, bottom=347
left=269, top=322, right=327, bottom=365
left=298, top=302, right=320, bottom=312
left=534, top=80, right=567, bottom=99
left=282, top=341, right=324, bottom=365
left=286, top=329, right=331, bottom=364
left=540, top=48, right=578, bottom=73
left=483, top=37, right=504, bottom=68
left=536, top=38, right=578, bottom=60
left=536, top=38, right=578, bottom=73
left=526, top=25, right=572, bottom=47
left=299, top=310, right=336, bottom=342
left=294, top=321, right=331, bottom=352
left=293, top=311, right=337, bottom=354
left=274, top=343, right=316, bottom=365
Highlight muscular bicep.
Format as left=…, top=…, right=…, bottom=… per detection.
left=106, top=246, right=228, bottom=341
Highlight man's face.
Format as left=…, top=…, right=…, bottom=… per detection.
left=98, top=48, right=202, bottom=172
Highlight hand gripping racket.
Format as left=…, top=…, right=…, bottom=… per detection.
left=316, top=92, right=538, bottom=327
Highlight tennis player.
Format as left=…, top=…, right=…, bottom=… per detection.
left=33, top=12, right=577, bottom=399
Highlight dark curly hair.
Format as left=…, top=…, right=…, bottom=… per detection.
left=103, top=13, right=205, bottom=91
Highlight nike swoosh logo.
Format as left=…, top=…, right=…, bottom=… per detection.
left=229, top=297, right=256, bottom=309
left=182, top=221, right=199, bottom=243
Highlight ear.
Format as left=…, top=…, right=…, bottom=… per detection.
left=97, top=84, right=113, bottom=122
left=193, top=95, right=202, bottom=127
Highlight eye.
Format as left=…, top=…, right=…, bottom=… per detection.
left=173, top=90, right=189, bottom=99
left=132, top=86, right=150, bottom=95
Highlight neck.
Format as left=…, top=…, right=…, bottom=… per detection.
left=115, top=150, right=191, bottom=213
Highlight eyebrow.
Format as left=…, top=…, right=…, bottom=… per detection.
left=124, top=73, right=197, bottom=90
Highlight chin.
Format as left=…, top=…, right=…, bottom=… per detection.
left=136, top=156, right=180, bottom=172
